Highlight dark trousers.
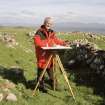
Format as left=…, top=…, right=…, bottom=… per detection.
left=37, top=68, right=54, bottom=88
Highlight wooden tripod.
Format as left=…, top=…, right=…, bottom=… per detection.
left=32, top=52, right=75, bottom=100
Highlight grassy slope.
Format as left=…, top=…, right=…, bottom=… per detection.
left=0, top=27, right=104, bottom=105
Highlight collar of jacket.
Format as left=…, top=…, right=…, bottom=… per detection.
left=40, top=25, right=54, bottom=33
left=39, top=25, right=55, bottom=38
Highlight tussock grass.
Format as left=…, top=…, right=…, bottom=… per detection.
left=0, top=27, right=105, bottom=105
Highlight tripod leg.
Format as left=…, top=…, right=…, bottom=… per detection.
left=52, top=55, right=58, bottom=91
left=32, top=54, right=53, bottom=96
left=53, top=57, right=55, bottom=91
left=56, top=54, right=75, bottom=100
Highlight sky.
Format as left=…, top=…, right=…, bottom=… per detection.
left=0, top=0, right=105, bottom=26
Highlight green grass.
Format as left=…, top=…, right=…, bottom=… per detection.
left=58, top=33, right=105, bottom=50
left=0, top=27, right=105, bottom=105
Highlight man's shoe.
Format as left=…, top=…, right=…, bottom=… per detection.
left=39, top=87, right=47, bottom=93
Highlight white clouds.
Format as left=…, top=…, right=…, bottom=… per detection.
left=0, top=0, right=105, bottom=25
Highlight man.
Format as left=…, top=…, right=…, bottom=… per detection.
left=34, top=17, right=67, bottom=93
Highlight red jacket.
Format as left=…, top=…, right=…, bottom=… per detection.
left=34, top=25, right=65, bottom=69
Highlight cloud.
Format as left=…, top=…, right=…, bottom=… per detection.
left=0, top=0, right=105, bottom=25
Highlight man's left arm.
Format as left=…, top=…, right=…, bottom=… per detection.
left=53, top=34, right=66, bottom=46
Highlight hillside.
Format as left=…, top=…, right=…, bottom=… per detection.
left=0, top=27, right=105, bottom=105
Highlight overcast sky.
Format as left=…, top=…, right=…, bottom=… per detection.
left=0, top=0, right=105, bottom=26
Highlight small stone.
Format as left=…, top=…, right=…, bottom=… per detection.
left=0, top=93, right=3, bottom=101
left=6, top=93, right=17, bottom=101
left=3, top=88, right=10, bottom=92
left=5, top=80, right=15, bottom=89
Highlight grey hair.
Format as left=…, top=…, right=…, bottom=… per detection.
left=43, top=17, right=53, bottom=24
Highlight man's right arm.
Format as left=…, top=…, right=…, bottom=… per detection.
left=34, top=31, right=47, bottom=47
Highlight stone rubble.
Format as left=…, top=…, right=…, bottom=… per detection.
left=0, top=32, right=18, bottom=48
left=66, top=40, right=105, bottom=79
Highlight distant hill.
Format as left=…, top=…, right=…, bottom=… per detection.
left=55, top=22, right=105, bottom=33
left=0, top=22, right=105, bottom=34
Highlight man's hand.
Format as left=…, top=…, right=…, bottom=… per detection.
left=64, top=40, right=70, bottom=46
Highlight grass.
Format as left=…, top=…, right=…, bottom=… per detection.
left=0, top=27, right=105, bottom=105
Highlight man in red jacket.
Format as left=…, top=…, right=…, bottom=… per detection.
left=34, top=17, right=66, bottom=92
